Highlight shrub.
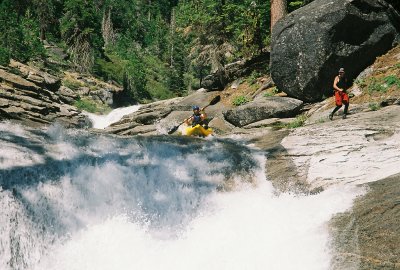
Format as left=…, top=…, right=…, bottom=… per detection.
left=285, top=114, right=307, bottom=129
left=247, top=70, right=261, bottom=85
left=0, top=46, right=10, bottom=66
left=355, top=78, right=366, bottom=87
left=263, top=87, right=278, bottom=97
left=367, top=78, right=387, bottom=93
left=383, top=75, right=400, bottom=87
left=368, top=102, right=380, bottom=111
left=63, top=79, right=82, bottom=90
left=232, top=95, right=250, bottom=106
left=73, top=98, right=110, bottom=114
left=74, top=98, right=97, bottom=113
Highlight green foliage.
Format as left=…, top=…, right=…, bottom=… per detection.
left=94, top=52, right=126, bottom=83
left=0, top=0, right=274, bottom=103
left=74, top=97, right=111, bottom=114
left=368, top=102, right=381, bottom=111
left=123, top=54, right=150, bottom=102
left=143, top=54, right=176, bottom=100
left=19, top=12, right=46, bottom=60
left=383, top=75, right=400, bottom=88
left=183, top=73, right=200, bottom=92
left=0, top=0, right=45, bottom=62
left=367, top=78, right=387, bottom=93
left=360, top=75, right=400, bottom=94
left=247, top=70, right=261, bottom=85
left=288, top=1, right=304, bottom=12
left=63, top=79, right=82, bottom=90
left=355, top=78, right=366, bottom=87
left=285, top=114, right=307, bottom=129
left=60, top=0, right=103, bottom=72
left=264, top=87, right=279, bottom=97
left=74, top=98, right=98, bottom=113
left=176, top=0, right=271, bottom=75
left=0, top=46, right=10, bottom=66
left=232, top=95, right=250, bottom=106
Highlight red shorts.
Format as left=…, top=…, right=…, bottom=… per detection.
left=334, top=91, right=349, bottom=106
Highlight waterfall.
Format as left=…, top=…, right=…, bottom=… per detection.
left=0, top=121, right=363, bottom=270
left=84, top=105, right=141, bottom=129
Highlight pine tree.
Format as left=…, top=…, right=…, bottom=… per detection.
left=271, top=0, right=287, bottom=31
left=60, top=0, right=103, bottom=72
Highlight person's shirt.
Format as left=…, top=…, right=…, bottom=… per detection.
left=334, top=75, right=347, bottom=92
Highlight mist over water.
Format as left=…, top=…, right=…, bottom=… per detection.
left=0, top=121, right=363, bottom=270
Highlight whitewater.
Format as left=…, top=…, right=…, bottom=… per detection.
left=84, top=105, right=141, bottom=129
left=0, top=107, right=363, bottom=270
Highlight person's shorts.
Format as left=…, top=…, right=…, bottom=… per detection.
left=334, top=91, right=349, bottom=106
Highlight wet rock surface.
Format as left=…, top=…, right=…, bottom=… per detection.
left=330, top=173, right=400, bottom=270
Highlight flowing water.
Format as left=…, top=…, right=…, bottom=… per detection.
left=0, top=113, right=363, bottom=270
left=84, top=105, right=141, bottom=129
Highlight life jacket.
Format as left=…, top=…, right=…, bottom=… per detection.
left=192, top=113, right=204, bottom=126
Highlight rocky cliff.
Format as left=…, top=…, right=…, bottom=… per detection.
left=0, top=60, right=123, bottom=127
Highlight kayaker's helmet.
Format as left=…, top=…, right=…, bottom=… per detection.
left=192, top=105, right=199, bottom=111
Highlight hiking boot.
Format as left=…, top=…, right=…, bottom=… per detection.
left=342, top=114, right=347, bottom=119
left=329, top=113, right=333, bottom=120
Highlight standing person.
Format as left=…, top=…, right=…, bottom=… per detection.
left=329, top=68, right=349, bottom=120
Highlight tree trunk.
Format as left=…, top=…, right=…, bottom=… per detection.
left=102, top=8, right=115, bottom=47
left=271, top=0, right=287, bottom=32
left=40, top=27, right=46, bottom=41
left=170, top=8, right=175, bottom=67
left=148, top=0, right=152, bottom=21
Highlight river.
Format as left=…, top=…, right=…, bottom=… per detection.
left=0, top=107, right=363, bottom=270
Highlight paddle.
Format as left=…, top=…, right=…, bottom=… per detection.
left=167, top=95, right=221, bottom=135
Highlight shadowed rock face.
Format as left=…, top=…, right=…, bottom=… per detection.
left=271, top=0, right=400, bottom=102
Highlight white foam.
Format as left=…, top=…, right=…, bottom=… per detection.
left=0, top=124, right=365, bottom=270
left=85, top=105, right=141, bottom=129
left=34, top=181, right=363, bottom=270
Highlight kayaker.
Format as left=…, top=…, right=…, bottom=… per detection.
left=185, top=105, right=209, bottom=128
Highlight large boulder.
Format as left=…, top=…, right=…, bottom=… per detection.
left=271, top=0, right=400, bottom=102
left=223, top=96, right=303, bottom=127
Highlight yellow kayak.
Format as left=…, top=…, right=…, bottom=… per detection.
left=185, top=124, right=213, bottom=137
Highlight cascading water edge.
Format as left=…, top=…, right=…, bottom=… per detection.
left=83, top=104, right=141, bottom=129
left=0, top=121, right=364, bottom=270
